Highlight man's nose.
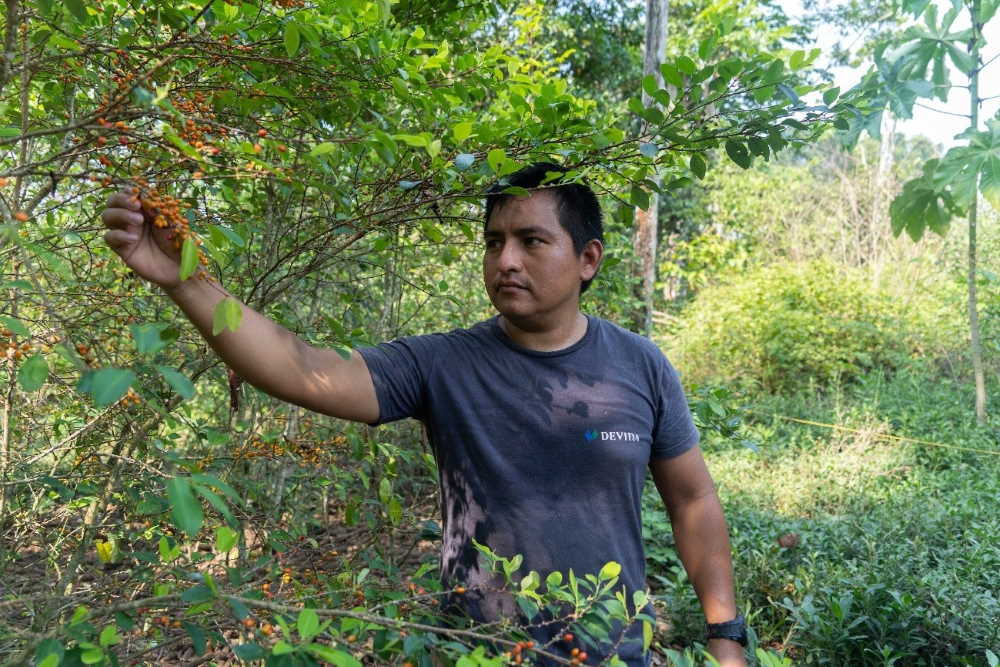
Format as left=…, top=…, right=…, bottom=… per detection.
left=497, top=241, right=523, bottom=272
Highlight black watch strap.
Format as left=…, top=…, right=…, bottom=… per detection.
left=706, top=613, right=748, bottom=647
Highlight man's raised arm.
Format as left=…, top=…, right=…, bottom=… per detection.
left=101, top=190, right=379, bottom=424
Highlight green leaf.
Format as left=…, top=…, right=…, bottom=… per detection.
left=298, top=608, right=320, bottom=639
left=676, top=56, right=696, bottom=75
left=272, top=640, right=295, bottom=655
left=99, top=625, right=120, bottom=648
left=182, top=622, right=207, bottom=656
left=639, top=142, right=658, bottom=158
left=181, top=584, right=214, bottom=603
left=689, top=153, right=707, bottom=179
left=305, top=644, right=362, bottom=667
left=18, top=354, right=47, bottom=391
left=233, top=644, right=263, bottom=661
left=426, top=139, right=441, bottom=159
left=630, top=185, right=650, bottom=211
left=724, top=140, right=751, bottom=169
left=393, top=134, right=428, bottom=147
left=945, top=42, right=975, bottom=74
left=65, top=0, right=88, bottom=22
left=487, top=148, right=506, bottom=173
left=80, top=648, right=104, bottom=665
left=822, top=86, right=840, bottom=105
left=310, top=142, right=337, bottom=156
left=215, top=525, right=238, bottom=552
left=454, top=153, right=475, bottom=170
left=980, top=155, right=1000, bottom=211
left=659, top=63, right=684, bottom=88
left=452, top=121, right=473, bottom=142
left=38, top=655, right=59, bottom=667
left=130, top=322, right=171, bottom=356
left=0, top=127, right=20, bottom=137
left=166, top=477, right=204, bottom=538
left=599, top=561, right=621, bottom=581
left=179, top=238, right=199, bottom=281
left=641, top=74, right=658, bottom=98
left=211, top=297, right=242, bottom=336
left=0, top=315, right=29, bottom=337
left=84, top=368, right=136, bottom=406
left=156, top=366, right=195, bottom=400
left=284, top=23, right=301, bottom=57
left=643, top=619, right=653, bottom=652
left=193, top=484, right=236, bottom=526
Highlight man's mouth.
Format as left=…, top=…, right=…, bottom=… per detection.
left=497, top=281, right=528, bottom=292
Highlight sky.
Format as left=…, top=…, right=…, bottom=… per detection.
left=783, top=0, right=1000, bottom=149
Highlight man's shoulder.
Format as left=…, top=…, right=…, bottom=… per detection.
left=589, top=315, right=665, bottom=358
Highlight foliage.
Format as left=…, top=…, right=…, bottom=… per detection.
left=666, top=260, right=913, bottom=393
left=644, top=364, right=1000, bottom=665
left=0, top=0, right=871, bottom=664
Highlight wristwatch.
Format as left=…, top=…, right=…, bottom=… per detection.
left=706, top=613, right=748, bottom=646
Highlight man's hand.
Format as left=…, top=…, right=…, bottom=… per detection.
left=102, top=189, right=183, bottom=289
left=708, top=638, right=747, bottom=667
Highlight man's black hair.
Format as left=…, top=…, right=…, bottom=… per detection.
left=484, top=162, right=604, bottom=294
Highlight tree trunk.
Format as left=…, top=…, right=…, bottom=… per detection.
left=968, top=0, right=987, bottom=424
left=632, top=0, right=668, bottom=336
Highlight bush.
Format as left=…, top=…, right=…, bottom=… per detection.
left=666, top=260, right=913, bottom=393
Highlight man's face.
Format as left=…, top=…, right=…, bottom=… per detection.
left=483, top=192, right=600, bottom=327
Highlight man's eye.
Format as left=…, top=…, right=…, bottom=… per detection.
left=485, top=240, right=500, bottom=251
left=525, top=237, right=542, bottom=246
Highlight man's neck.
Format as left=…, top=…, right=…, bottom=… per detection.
left=498, top=311, right=589, bottom=352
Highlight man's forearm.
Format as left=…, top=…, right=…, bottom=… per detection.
left=163, top=276, right=314, bottom=405
left=669, top=490, right=738, bottom=624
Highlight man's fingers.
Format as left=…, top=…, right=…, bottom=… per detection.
left=102, top=206, right=145, bottom=230
left=105, top=190, right=140, bottom=210
left=104, top=228, right=138, bottom=252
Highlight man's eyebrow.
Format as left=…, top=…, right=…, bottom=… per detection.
left=484, top=226, right=554, bottom=238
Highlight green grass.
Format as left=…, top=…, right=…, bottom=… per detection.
left=643, top=365, right=1000, bottom=665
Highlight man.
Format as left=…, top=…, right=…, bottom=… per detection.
left=102, top=162, right=747, bottom=666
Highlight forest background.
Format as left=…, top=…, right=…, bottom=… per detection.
left=1, top=0, right=998, bottom=665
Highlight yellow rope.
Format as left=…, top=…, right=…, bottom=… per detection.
left=746, top=411, right=1000, bottom=457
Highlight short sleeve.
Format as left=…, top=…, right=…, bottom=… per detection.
left=650, top=356, right=700, bottom=460
left=358, top=334, right=443, bottom=425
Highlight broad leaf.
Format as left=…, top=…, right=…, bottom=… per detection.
left=179, top=238, right=198, bottom=281
left=166, top=477, right=204, bottom=538
left=156, top=366, right=195, bottom=400
left=211, top=297, right=243, bottom=336
left=18, top=354, right=48, bottom=391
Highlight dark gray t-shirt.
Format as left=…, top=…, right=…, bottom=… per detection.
left=359, top=315, right=699, bottom=664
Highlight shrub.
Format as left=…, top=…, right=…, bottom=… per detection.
left=666, top=260, right=913, bottom=393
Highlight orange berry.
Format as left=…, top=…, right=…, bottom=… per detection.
left=192, top=171, right=203, bottom=180
left=578, top=651, right=588, bottom=661
left=243, top=617, right=256, bottom=628
left=563, top=633, right=574, bottom=642
left=571, top=648, right=580, bottom=657
left=258, top=129, right=267, bottom=137
left=13, top=211, right=29, bottom=222
left=454, top=586, right=466, bottom=594
left=253, top=143, right=262, bottom=153
left=97, top=136, right=107, bottom=145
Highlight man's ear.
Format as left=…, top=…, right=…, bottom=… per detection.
left=580, top=238, right=604, bottom=282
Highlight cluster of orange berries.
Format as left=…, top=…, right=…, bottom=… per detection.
left=0, top=329, right=33, bottom=362
left=507, top=640, right=536, bottom=665
left=121, top=387, right=142, bottom=407
left=133, top=181, right=211, bottom=275
left=0, top=178, right=29, bottom=221
left=232, top=434, right=336, bottom=466
left=75, top=343, right=96, bottom=366
left=273, top=0, right=306, bottom=8
left=173, top=91, right=225, bottom=154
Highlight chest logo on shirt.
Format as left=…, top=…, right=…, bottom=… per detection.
left=583, top=429, right=640, bottom=443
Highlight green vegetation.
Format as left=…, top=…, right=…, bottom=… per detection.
left=1, top=0, right=999, bottom=666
